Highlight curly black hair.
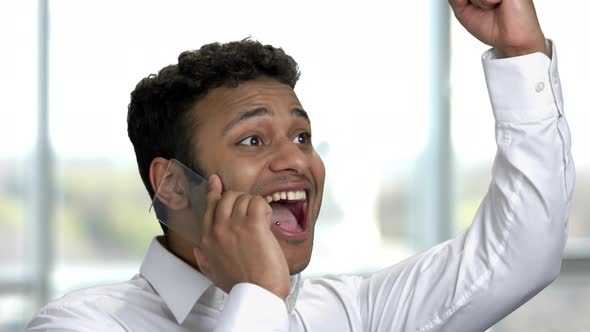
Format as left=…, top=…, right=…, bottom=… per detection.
left=127, top=39, right=300, bottom=234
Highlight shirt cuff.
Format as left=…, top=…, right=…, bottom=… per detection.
left=215, top=283, right=289, bottom=331
left=482, top=39, right=564, bottom=124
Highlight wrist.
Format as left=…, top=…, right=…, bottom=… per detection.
left=264, top=283, right=289, bottom=300
left=497, top=39, right=548, bottom=58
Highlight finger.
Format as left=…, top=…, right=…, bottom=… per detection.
left=469, top=0, right=500, bottom=10
left=213, top=191, right=242, bottom=227
left=449, top=0, right=469, bottom=17
left=449, top=0, right=468, bottom=10
left=201, top=174, right=222, bottom=236
left=231, top=193, right=252, bottom=220
left=247, top=195, right=273, bottom=225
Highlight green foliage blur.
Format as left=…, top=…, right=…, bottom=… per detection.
left=0, top=159, right=160, bottom=263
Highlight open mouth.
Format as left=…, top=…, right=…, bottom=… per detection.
left=264, top=189, right=309, bottom=239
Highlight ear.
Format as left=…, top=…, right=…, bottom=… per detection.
left=149, top=157, right=190, bottom=210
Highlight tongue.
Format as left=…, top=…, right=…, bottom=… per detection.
left=271, top=203, right=300, bottom=232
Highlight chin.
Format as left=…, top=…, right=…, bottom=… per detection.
left=281, top=241, right=314, bottom=276
left=288, top=258, right=311, bottom=275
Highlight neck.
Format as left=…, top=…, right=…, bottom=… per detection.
left=165, top=233, right=201, bottom=271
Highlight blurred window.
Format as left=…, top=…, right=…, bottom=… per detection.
left=1, top=1, right=588, bottom=331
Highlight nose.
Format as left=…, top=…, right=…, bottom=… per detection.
left=268, top=138, right=309, bottom=175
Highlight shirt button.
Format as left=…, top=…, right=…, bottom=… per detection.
left=535, top=81, right=545, bottom=92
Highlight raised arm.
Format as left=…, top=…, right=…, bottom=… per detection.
left=352, top=1, right=575, bottom=331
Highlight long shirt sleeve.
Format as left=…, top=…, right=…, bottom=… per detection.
left=213, top=283, right=289, bottom=332
left=334, top=40, right=575, bottom=332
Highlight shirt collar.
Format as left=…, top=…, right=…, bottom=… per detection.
left=140, top=236, right=212, bottom=324
left=140, top=236, right=301, bottom=324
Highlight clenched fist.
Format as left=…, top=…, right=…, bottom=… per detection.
left=193, top=174, right=290, bottom=300
left=449, top=0, right=548, bottom=58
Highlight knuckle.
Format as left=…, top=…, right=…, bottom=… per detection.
left=212, top=224, right=225, bottom=239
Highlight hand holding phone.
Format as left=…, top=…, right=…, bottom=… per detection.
left=193, top=174, right=290, bottom=300
left=151, top=159, right=290, bottom=299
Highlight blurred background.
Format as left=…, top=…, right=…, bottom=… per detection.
left=0, top=0, right=588, bottom=331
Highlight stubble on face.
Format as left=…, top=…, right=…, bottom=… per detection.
left=187, top=77, right=326, bottom=274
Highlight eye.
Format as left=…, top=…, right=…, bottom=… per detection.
left=293, top=132, right=311, bottom=144
left=239, top=135, right=263, bottom=146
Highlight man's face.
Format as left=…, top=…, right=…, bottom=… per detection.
left=190, top=77, right=325, bottom=274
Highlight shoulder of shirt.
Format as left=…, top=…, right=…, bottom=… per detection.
left=292, top=274, right=364, bottom=318
left=36, top=274, right=155, bottom=316
left=299, top=274, right=362, bottom=296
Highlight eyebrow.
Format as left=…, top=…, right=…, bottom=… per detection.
left=223, top=106, right=310, bottom=133
left=292, top=107, right=310, bottom=124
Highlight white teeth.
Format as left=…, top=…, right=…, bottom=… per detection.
left=265, top=189, right=307, bottom=203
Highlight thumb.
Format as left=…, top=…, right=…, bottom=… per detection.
left=208, top=174, right=223, bottom=194
left=201, top=174, right=222, bottom=236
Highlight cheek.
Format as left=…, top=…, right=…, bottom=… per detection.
left=310, top=153, right=326, bottom=219
left=311, top=153, right=326, bottom=194
left=217, top=157, right=268, bottom=192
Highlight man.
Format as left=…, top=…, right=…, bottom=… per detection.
left=27, top=0, right=574, bottom=331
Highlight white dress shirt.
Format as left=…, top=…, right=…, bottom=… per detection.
left=27, top=40, right=574, bottom=332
